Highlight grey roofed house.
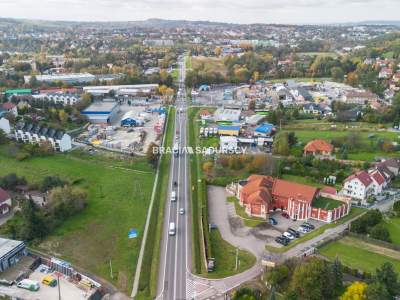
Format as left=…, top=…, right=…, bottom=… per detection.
left=297, top=87, right=313, bottom=101
left=55, top=130, right=65, bottom=140
left=39, top=127, right=49, bottom=136
left=46, top=128, right=56, bottom=139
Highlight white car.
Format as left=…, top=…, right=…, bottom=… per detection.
left=179, top=208, right=185, bottom=215
left=297, top=227, right=308, bottom=234
left=283, top=232, right=295, bottom=240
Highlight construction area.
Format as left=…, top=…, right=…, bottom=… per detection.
left=77, top=103, right=167, bottom=155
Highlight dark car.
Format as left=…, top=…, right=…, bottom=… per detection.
left=302, top=222, right=315, bottom=230
left=281, top=212, right=290, bottom=219
left=173, top=181, right=178, bottom=187
left=275, top=236, right=289, bottom=246
left=269, top=217, right=277, bottom=225
left=287, top=228, right=300, bottom=238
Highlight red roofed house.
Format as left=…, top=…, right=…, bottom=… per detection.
left=304, top=139, right=334, bottom=159
left=1, top=102, right=18, bottom=117
left=235, top=175, right=350, bottom=222
left=0, top=188, right=12, bottom=215
left=368, top=169, right=387, bottom=195
left=341, top=171, right=374, bottom=205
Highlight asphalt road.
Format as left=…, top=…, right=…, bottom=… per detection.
left=157, top=57, right=190, bottom=300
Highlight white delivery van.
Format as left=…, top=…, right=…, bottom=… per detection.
left=171, top=190, right=177, bottom=202
left=169, top=222, right=176, bottom=236
left=17, top=279, right=40, bottom=291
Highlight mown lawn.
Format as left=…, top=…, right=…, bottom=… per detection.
left=227, top=197, right=266, bottom=227
left=383, top=217, right=400, bottom=246
left=319, top=237, right=400, bottom=274
left=0, top=147, right=155, bottom=293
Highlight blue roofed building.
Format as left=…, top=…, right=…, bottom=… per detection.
left=218, top=125, right=241, bottom=136
left=254, top=123, right=276, bottom=137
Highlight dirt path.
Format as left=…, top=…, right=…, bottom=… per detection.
left=341, top=236, right=400, bottom=260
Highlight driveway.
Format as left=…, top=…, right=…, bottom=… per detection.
left=207, top=185, right=267, bottom=258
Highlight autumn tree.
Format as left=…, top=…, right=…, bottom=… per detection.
left=340, top=281, right=367, bottom=300
left=146, top=142, right=160, bottom=168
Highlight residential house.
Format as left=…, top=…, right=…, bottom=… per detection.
left=379, top=68, right=393, bottom=79
left=0, top=188, right=12, bottom=216
left=0, top=102, right=18, bottom=118
left=15, top=122, right=72, bottom=152
left=341, top=171, right=374, bottom=204
left=304, top=139, right=334, bottom=159
left=0, top=118, right=11, bottom=134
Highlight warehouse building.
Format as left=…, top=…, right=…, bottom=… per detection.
left=214, top=108, right=241, bottom=122
left=0, top=238, right=27, bottom=273
left=81, top=101, right=119, bottom=124
left=24, top=73, right=96, bottom=84
left=83, top=84, right=158, bottom=97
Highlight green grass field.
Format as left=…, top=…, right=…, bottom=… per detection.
left=0, top=147, right=155, bottom=293
left=227, top=197, right=266, bottom=227
left=383, top=217, right=400, bottom=246
left=206, top=230, right=256, bottom=279
left=319, top=237, right=400, bottom=274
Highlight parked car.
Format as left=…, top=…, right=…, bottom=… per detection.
left=283, top=231, right=295, bottom=240
left=42, top=275, right=57, bottom=287
left=281, top=212, right=290, bottom=219
left=207, top=258, right=215, bottom=272
left=302, top=222, right=315, bottom=230
left=275, top=236, right=289, bottom=246
left=287, top=228, right=300, bottom=238
left=268, top=217, right=277, bottom=225
left=297, top=226, right=309, bottom=234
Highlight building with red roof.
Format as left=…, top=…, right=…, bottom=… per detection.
left=304, top=139, right=334, bottom=159
left=341, top=170, right=375, bottom=204
left=0, top=188, right=12, bottom=216
left=236, top=175, right=350, bottom=222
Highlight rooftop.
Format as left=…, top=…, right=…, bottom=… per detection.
left=0, top=238, right=24, bottom=260
left=82, top=101, right=118, bottom=113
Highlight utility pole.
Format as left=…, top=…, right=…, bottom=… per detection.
left=235, top=248, right=239, bottom=271
left=57, top=273, right=61, bottom=300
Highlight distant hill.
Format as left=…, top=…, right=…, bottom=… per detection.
left=0, top=17, right=399, bottom=29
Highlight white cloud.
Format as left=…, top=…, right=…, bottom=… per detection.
left=0, top=0, right=398, bottom=24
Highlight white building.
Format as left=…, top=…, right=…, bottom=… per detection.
left=83, top=84, right=158, bottom=97
left=214, top=108, right=241, bottom=122
left=0, top=118, right=11, bottom=134
left=33, top=93, right=80, bottom=106
left=15, top=122, right=72, bottom=152
left=341, top=171, right=374, bottom=204
left=24, top=73, right=96, bottom=84
left=220, top=136, right=238, bottom=152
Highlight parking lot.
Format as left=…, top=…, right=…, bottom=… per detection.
left=0, top=267, right=95, bottom=300
left=267, top=211, right=323, bottom=247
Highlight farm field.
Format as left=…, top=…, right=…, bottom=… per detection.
left=0, top=146, right=155, bottom=293
left=319, top=236, right=400, bottom=274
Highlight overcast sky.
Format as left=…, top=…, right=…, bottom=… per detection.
left=0, top=0, right=399, bottom=24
